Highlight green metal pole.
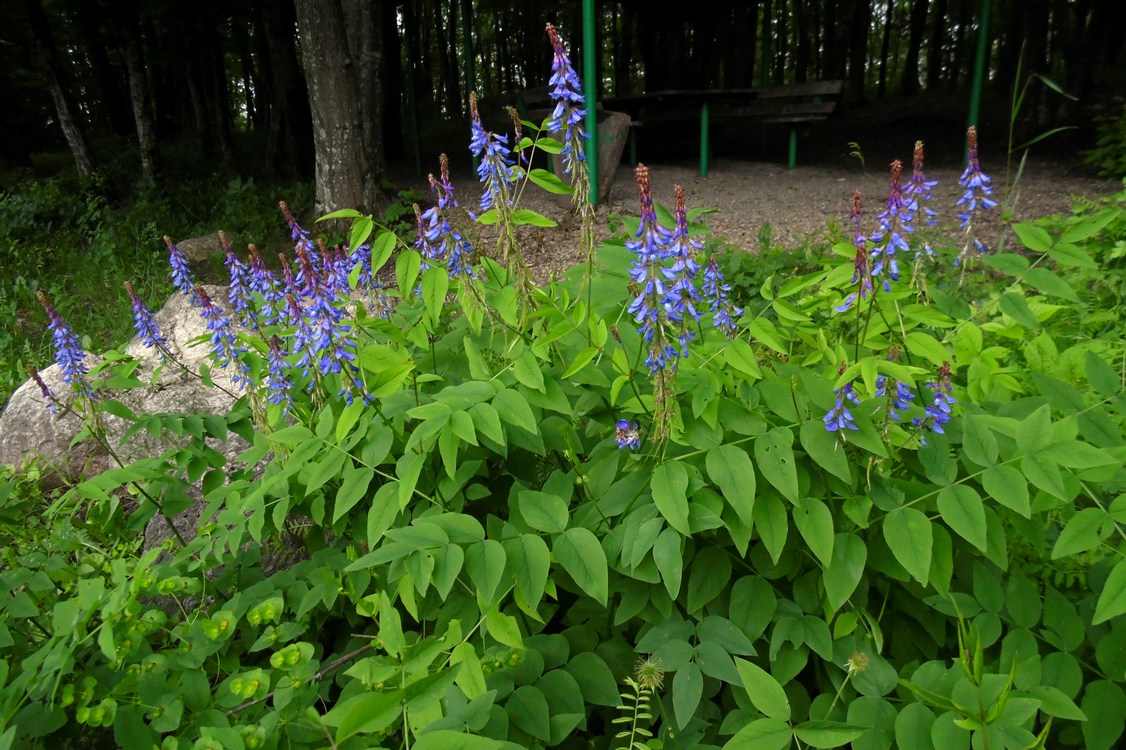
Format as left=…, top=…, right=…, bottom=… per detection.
left=760, top=0, right=772, bottom=88
left=700, top=102, right=709, bottom=177
left=966, top=0, right=993, bottom=159
left=583, top=0, right=598, bottom=204
left=788, top=127, right=797, bottom=169
left=460, top=0, right=478, bottom=171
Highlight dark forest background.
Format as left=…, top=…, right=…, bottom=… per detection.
left=1, top=0, right=1124, bottom=211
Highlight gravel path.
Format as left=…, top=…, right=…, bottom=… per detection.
left=417, top=155, right=1120, bottom=283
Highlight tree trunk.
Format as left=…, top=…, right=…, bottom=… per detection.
left=124, top=30, right=160, bottom=183
left=294, top=0, right=386, bottom=215
left=73, top=1, right=133, bottom=137
left=381, top=0, right=404, bottom=160
left=23, top=0, right=96, bottom=178
left=900, top=0, right=929, bottom=94
left=878, top=0, right=895, bottom=96
left=847, top=0, right=871, bottom=100
left=925, top=0, right=949, bottom=90
left=262, top=0, right=314, bottom=180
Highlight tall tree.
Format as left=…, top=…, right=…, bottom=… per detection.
left=899, top=0, right=929, bottom=94
left=847, top=0, right=872, bottom=100
left=23, top=0, right=96, bottom=177
left=294, top=0, right=387, bottom=215
left=123, top=1, right=160, bottom=183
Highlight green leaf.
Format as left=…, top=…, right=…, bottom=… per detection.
left=562, top=346, right=598, bottom=378
left=1052, top=507, right=1111, bottom=560
left=411, top=731, right=510, bottom=750
left=981, top=464, right=1030, bottom=517
left=527, top=168, right=573, bottom=195
left=330, top=688, right=406, bottom=742
left=653, top=529, right=683, bottom=599
left=894, top=701, right=936, bottom=750
left=793, top=721, right=867, bottom=748
left=754, top=494, right=789, bottom=565
left=1086, top=350, right=1122, bottom=396
left=512, top=209, right=557, bottom=227
left=492, top=388, right=537, bottom=434
left=518, top=490, right=569, bottom=534
left=396, top=248, right=422, bottom=299
left=1021, top=267, right=1078, bottom=302
left=983, top=252, right=1030, bottom=276
left=652, top=462, right=691, bottom=536
left=904, top=332, right=951, bottom=368
left=335, top=401, right=365, bottom=444
left=793, top=498, right=835, bottom=567
left=824, top=533, right=866, bottom=611
left=882, top=507, right=932, bottom=585
left=937, top=485, right=987, bottom=552
left=508, top=534, right=550, bottom=611
left=725, top=338, right=763, bottom=379
left=370, top=230, right=397, bottom=274
left=706, top=445, right=757, bottom=526
left=961, top=416, right=998, bottom=467
left=799, top=421, right=853, bottom=484
left=469, top=402, right=505, bottom=446
left=422, top=267, right=450, bottom=325
left=755, top=428, right=799, bottom=504
left=999, top=292, right=1040, bottom=329
left=1094, top=559, right=1126, bottom=624
left=553, top=528, right=608, bottom=606
left=1047, top=242, right=1097, bottom=269
left=565, top=652, right=621, bottom=707
left=1012, top=223, right=1053, bottom=253
left=485, top=607, right=523, bottom=649
left=747, top=319, right=788, bottom=355
left=722, top=717, right=793, bottom=750
left=672, top=662, right=703, bottom=729
left=735, top=658, right=791, bottom=720
left=465, top=540, right=506, bottom=605
left=507, top=685, right=551, bottom=741
left=1081, top=681, right=1126, bottom=750
left=513, top=350, right=545, bottom=393
left=333, top=467, right=374, bottom=523
left=396, top=452, right=425, bottom=508
left=686, top=547, right=732, bottom=613
left=1028, top=685, right=1087, bottom=720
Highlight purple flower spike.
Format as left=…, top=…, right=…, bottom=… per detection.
left=702, top=257, right=742, bottom=339
left=666, top=185, right=703, bottom=355
left=164, top=235, right=198, bottom=304
left=869, top=161, right=913, bottom=292
left=280, top=200, right=319, bottom=269
left=626, top=166, right=678, bottom=374
left=956, top=127, right=997, bottom=229
left=835, top=192, right=874, bottom=313
left=125, top=282, right=168, bottom=353
left=220, top=232, right=252, bottom=321
left=469, top=92, right=515, bottom=213
left=545, top=22, right=587, bottom=174
left=26, top=364, right=58, bottom=413
left=904, top=141, right=939, bottom=226
left=265, top=335, right=294, bottom=414
left=195, top=285, right=249, bottom=389
left=615, top=419, right=641, bottom=450
left=824, top=364, right=861, bottom=433
left=37, top=290, right=95, bottom=400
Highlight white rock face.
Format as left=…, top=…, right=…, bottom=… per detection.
left=0, top=285, right=252, bottom=553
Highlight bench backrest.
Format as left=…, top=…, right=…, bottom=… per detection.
left=757, top=80, right=844, bottom=100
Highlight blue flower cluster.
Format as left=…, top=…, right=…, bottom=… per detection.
left=37, top=290, right=95, bottom=401
left=904, top=141, right=939, bottom=227
left=913, top=362, right=956, bottom=446
left=27, top=365, right=58, bottom=413
left=125, top=282, right=168, bottom=353
left=835, top=191, right=874, bottom=313
left=468, top=92, right=515, bottom=214
left=955, top=126, right=996, bottom=269
left=164, top=235, right=199, bottom=304
left=417, top=155, right=475, bottom=279
left=615, top=419, right=641, bottom=450
left=545, top=22, right=587, bottom=175
left=626, top=166, right=741, bottom=374
left=869, top=160, right=912, bottom=291
left=195, top=285, right=250, bottom=389
left=824, top=378, right=861, bottom=433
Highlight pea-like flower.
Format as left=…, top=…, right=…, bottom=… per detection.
left=824, top=365, right=860, bottom=433
left=956, top=127, right=997, bottom=228
left=164, top=235, right=198, bottom=303
left=545, top=22, right=587, bottom=174
left=26, top=364, right=58, bottom=413
left=869, top=160, right=912, bottom=291
left=37, top=290, right=95, bottom=400
left=615, top=419, right=641, bottom=450
left=702, top=257, right=742, bottom=339
left=835, top=191, right=873, bottom=313
left=125, top=282, right=168, bottom=353
left=469, top=92, right=515, bottom=213
left=904, top=141, right=939, bottom=226
left=195, top=285, right=249, bottom=389
left=265, top=335, right=294, bottom=414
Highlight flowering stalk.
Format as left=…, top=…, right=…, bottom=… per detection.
left=869, top=160, right=913, bottom=292
left=955, top=126, right=996, bottom=272
left=615, top=419, right=641, bottom=450
left=665, top=185, right=703, bottom=356
left=904, top=141, right=939, bottom=227
left=37, top=290, right=95, bottom=400
left=194, top=285, right=250, bottom=389
left=265, top=335, right=295, bottom=415
left=835, top=191, right=873, bottom=315
left=164, top=235, right=198, bottom=304
left=125, top=282, right=168, bottom=354
left=824, top=363, right=861, bottom=433
left=220, top=231, right=254, bottom=326
left=913, top=361, right=956, bottom=446
left=26, top=364, right=58, bottom=414
left=701, top=257, right=742, bottom=339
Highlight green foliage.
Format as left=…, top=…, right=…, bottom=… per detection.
left=2, top=89, right=1125, bottom=750
left=1085, top=100, right=1126, bottom=179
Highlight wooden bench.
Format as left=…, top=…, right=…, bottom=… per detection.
left=606, top=80, right=843, bottom=174
left=717, top=80, right=844, bottom=169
